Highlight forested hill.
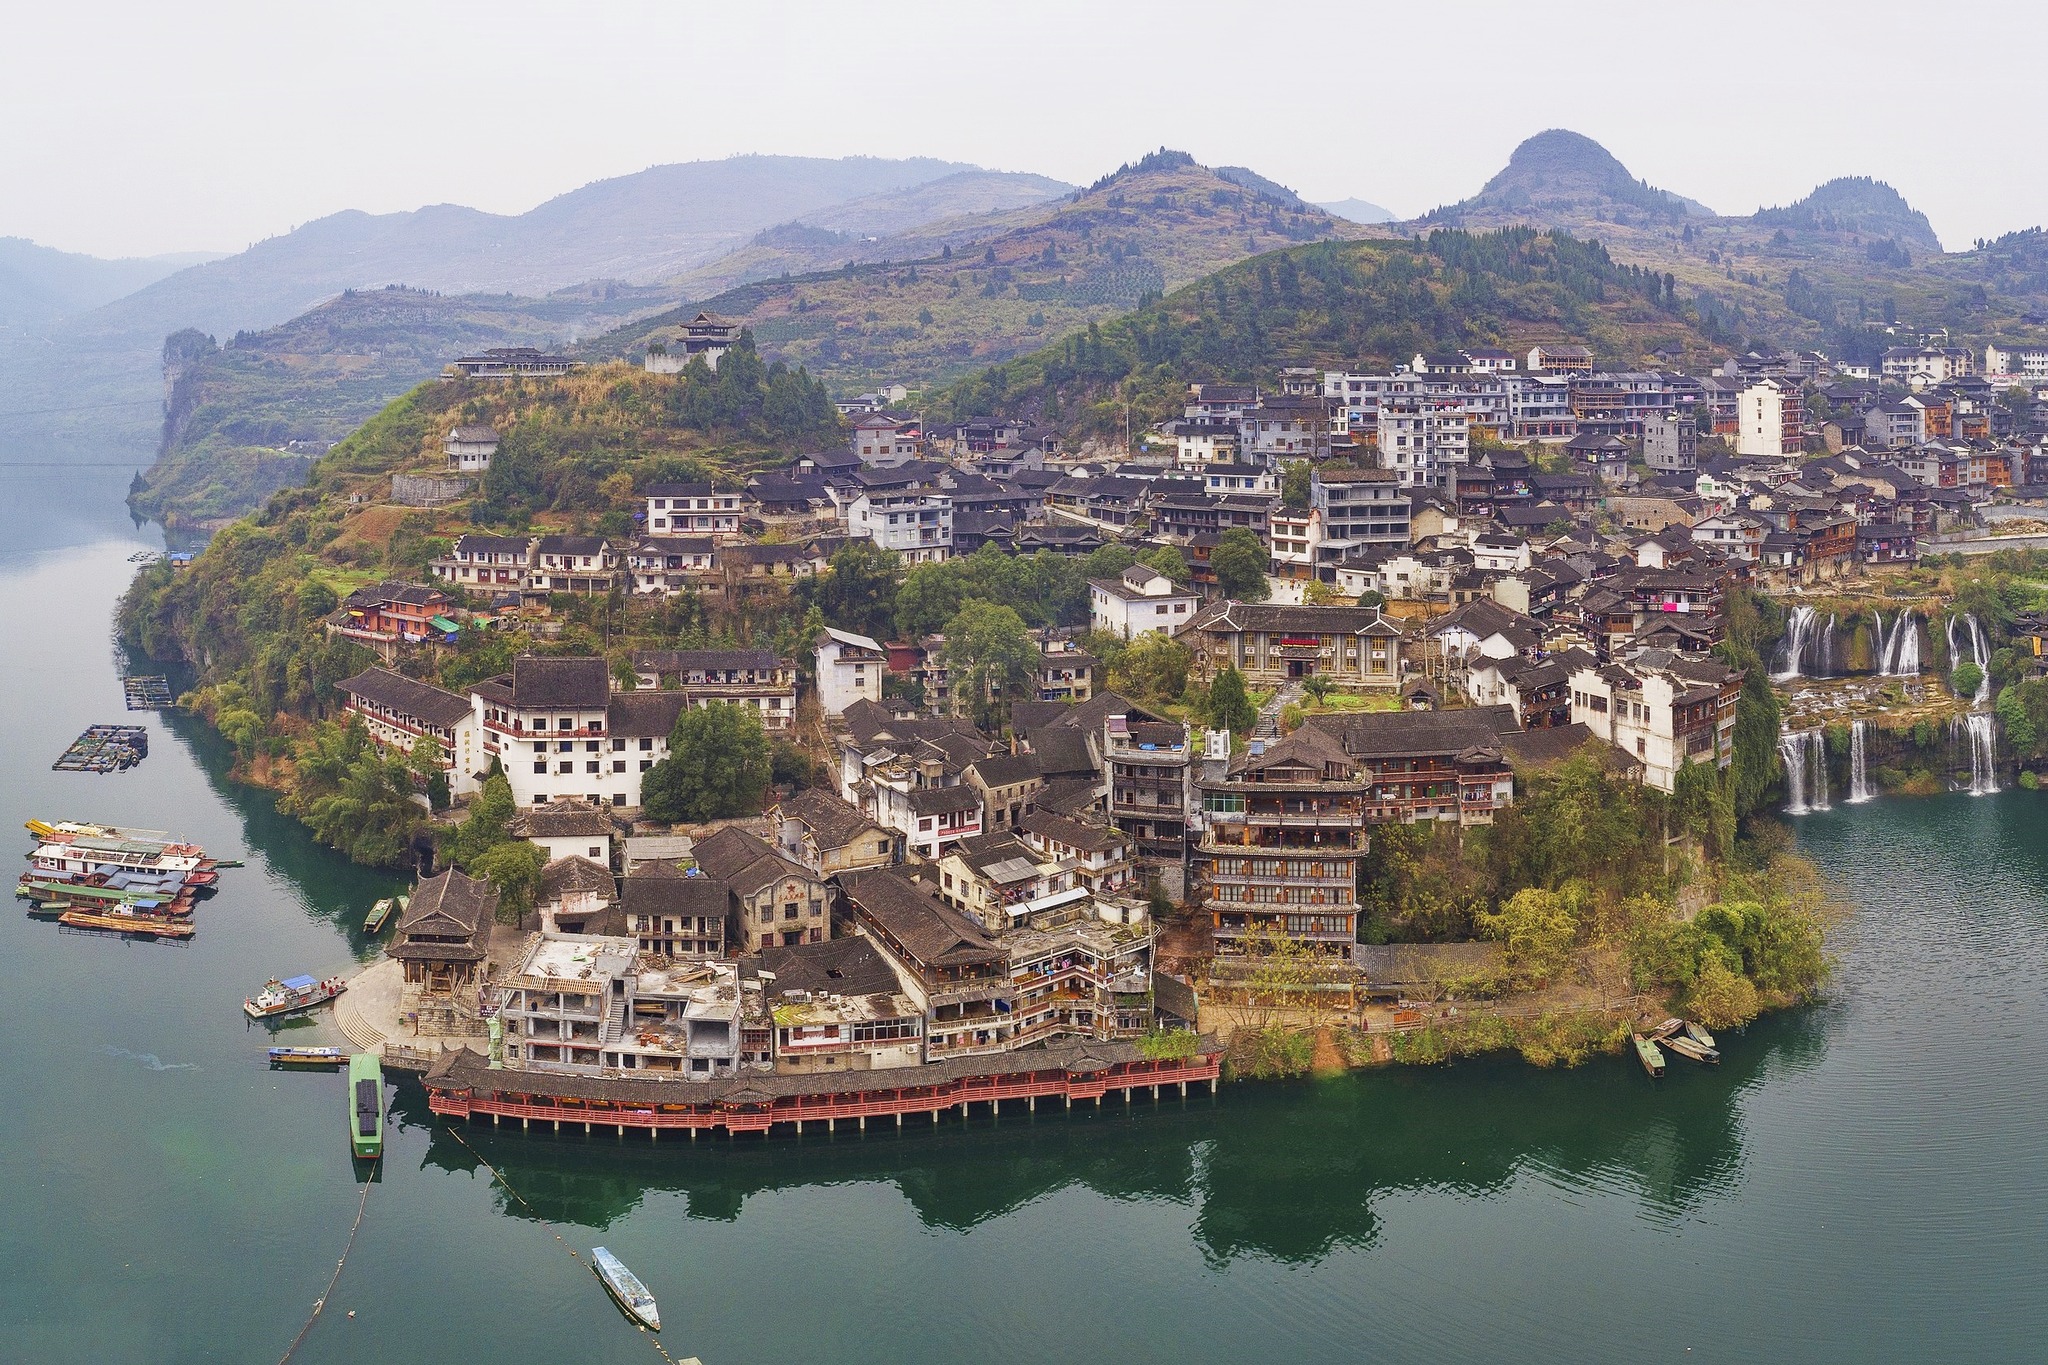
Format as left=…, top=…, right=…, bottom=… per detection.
left=592, top=150, right=1368, bottom=395
left=942, top=226, right=1720, bottom=442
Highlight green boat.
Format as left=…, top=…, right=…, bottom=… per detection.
left=348, top=1053, right=384, bottom=1159
left=1631, top=1033, right=1667, bottom=1079
left=363, top=898, right=395, bottom=933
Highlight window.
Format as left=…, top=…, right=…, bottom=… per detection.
left=558, top=761, right=573, bottom=774
left=640, top=760, right=653, bottom=772
left=612, top=760, right=625, bottom=773
left=533, top=761, right=547, bottom=774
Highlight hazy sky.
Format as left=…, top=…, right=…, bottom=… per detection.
left=6, top=0, right=2037, bottom=259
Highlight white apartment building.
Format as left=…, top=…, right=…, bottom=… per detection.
left=1737, top=379, right=1802, bottom=457
left=1377, top=391, right=1470, bottom=487
left=1568, top=654, right=1740, bottom=793
left=1088, top=565, right=1200, bottom=639
left=815, top=628, right=884, bottom=718
left=644, top=482, right=742, bottom=536
left=470, top=656, right=684, bottom=810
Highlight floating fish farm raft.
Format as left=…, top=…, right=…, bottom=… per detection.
left=52, top=725, right=148, bottom=773
left=123, top=676, right=173, bottom=709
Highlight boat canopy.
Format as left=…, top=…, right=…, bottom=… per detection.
left=282, top=974, right=319, bottom=991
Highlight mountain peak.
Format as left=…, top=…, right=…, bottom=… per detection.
left=1428, top=128, right=1711, bottom=226
left=1752, top=176, right=1941, bottom=251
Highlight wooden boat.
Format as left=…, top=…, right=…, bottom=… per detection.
left=244, top=974, right=346, bottom=1020
left=1683, top=1019, right=1717, bottom=1050
left=349, top=1053, right=384, bottom=1159
left=1631, top=1033, right=1666, bottom=1078
left=269, top=1046, right=346, bottom=1067
left=56, top=907, right=193, bottom=938
left=591, top=1247, right=660, bottom=1331
left=1650, top=1017, right=1685, bottom=1041
left=363, top=898, right=396, bottom=933
left=1663, top=1034, right=1721, bottom=1065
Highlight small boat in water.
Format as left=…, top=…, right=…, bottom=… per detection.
left=269, top=1046, right=346, bottom=1067
left=363, top=898, right=395, bottom=933
left=1663, top=1034, right=1721, bottom=1065
left=349, top=1053, right=384, bottom=1159
left=57, top=906, right=193, bottom=939
left=244, top=974, right=346, bottom=1019
left=591, top=1247, right=660, bottom=1331
left=1631, top=1033, right=1666, bottom=1078
left=1683, top=1019, right=1717, bottom=1050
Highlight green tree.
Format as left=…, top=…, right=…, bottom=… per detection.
left=441, top=772, right=516, bottom=870
left=810, top=540, right=898, bottom=640
left=1476, top=885, right=1584, bottom=988
left=1953, top=661, right=1984, bottom=700
left=1281, top=460, right=1312, bottom=510
left=473, top=839, right=545, bottom=924
left=1211, top=527, right=1271, bottom=601
left=1206, top=666, right=1257, bottom=735
left=941, top=600, right=1038, bottom=728
left=407, top=734, right=452, bottom=811
left=641, top=702, right=772, bottom=823
left=1110, top=631, right=1193, bottom=704
left=1142, top=544, right=1192, bottom=585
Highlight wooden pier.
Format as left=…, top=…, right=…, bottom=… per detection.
left=52, top=725, right=148, bottom=773
left=422, top=1043, right=1222, bottom=1139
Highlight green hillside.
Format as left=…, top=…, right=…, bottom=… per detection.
left=595, top=150, right=1370, bottom=395
left=130, top=283, right=673, bottom=529
left=943, top=226, right=1720, bottom=442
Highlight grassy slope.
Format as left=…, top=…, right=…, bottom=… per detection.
left=132, top=284, right=674, bottom=528
left=594, top=155, right=1370, bottom=395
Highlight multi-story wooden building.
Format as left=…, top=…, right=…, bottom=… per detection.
left=1181, top=602, right=1409, bottom=688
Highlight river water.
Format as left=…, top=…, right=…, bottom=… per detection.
left=1, top=467, right=2042, bottom=1364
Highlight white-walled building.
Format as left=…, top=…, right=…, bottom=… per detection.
left=644, top=483, right=742, bottom=537
left=443, top=425, right=499, bottom=473
left=1377, top=391, right=1469, bottom=487
left=337, top=666, right=486, bottom=798
left=1088, top=565, right=1199, bottom=639
left=470, top=656, right=687, bottom=810
left=815, top=628, right=885, bottom=718
left=1567, top=653, right=1742, bottom=793
left=1737, top=379, right=1803, bottom=457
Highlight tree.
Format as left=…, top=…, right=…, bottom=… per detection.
left=810, top=541, right=898, bottom=640
left=642, top=702, right=772, bottom=823
left=473, top=839, right=545, bottom=924
left=407, top=734, right=451, bottom=811
left=1211, top=527, right=1271, bottom=601
left=1110, top=631, right=1192, bottom=705
left=442, top=773, right=515, bottom=870
left=1355, top=588, right=1386, bottom=608
left=1281, top=460, right=1312, bottom=510
left=1142, top=544, right=1192, bottom=585
left=1476, top=885, right=1584, bottom=989
left=1952, top=661, right=1984, bottom=701
left=941, top=600, right=1038, bottom=728
left=1206, top=666, right=1257, bottom=735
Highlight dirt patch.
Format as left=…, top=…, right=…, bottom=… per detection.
left=1309, top=1027, right=1347, bottom=1077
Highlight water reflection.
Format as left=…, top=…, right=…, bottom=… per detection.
left=399, top=1012, right=1809, bottom=1267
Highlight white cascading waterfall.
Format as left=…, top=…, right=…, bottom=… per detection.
left=1776, top=606, right=1815, bottom=682
left=1963, top=713, right=2000, bottom=796
left=1870, top=610, right=1886, bottom=671
left=1886, top=611, right=1921, bottom=677
left=1969, top=614, right=1992, bottom=706
left=1779, top=729, right=1830, bottom=814
left=1848, top=719, right=1875, bottom=802
left=1820, top=614, right=1837, bottom=677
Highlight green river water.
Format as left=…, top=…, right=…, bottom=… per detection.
left=0, top=470, right=2040, bottom=1363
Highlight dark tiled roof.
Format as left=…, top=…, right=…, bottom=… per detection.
left=511, top=656, right=610, bottom=709
left=539, top=855, right=616, bottom=902
left=511, top=799, right=618, bottom=839
left=775, top=788, right=880, bottom=849
left=1302, top=706, right=1519, bottom=760
left=1017, top=808, right=1127, bottom=853
left=907, top=785, right=983, bottom=816
left=747, top=936, right=903, bottom=1001
left=691, top=827, right=817, bottom=897
left=388, top=869, right=495, bottom=962
left=967, top=752, right=1044, bottom=788
left=839, top=868, right=1001, bottom=969
left=338, top=666, right=473, bottom=728
left=621, top=868, right=732, bottom=918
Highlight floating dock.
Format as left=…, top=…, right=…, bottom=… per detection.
left=52, top=725, right=148, bottom=773
left=123, top=676, right=174, bottom=710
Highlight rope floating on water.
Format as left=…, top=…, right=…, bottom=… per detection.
left=445, top=1124, right=694, bottom=1365
left=275, top=1174, right=374, bottom=1365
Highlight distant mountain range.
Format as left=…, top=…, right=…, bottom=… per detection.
left=0, top=238, right=220, bottom=330
left=1316, top=199, right=1396, bottom=225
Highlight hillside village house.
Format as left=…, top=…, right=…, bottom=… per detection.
left=337, top=666, right=485, bottom=797
left=645, top=483, right=742, bottom=537
left=528, top=536, right=617, bottom=593
left=750, top=938, right=926, bottom=1075
left=510, top=799, right=618, bottom=865
left=692, top=827, right=830, bottom=953
left=443, top=424, right=499, bottom=473
left=470, top=656, right=689, bottom=809
left=629, top=649, right=798, bottom=730
left=852, top=414, right=920, bottom=466
left=327, top=581, right=455, bottom=655
left=445, top=347, right=579, bottom=380
left=624, top=537, right=718, bottom=595
left=1089, top=564, right=1199, bottom=638
left=431, top=533, right=533, bottom=589
left=815, top=628, right=884, bottom=717
left=773, top=788, right=900, bottom=876
left=1568, top=651, right=1743, bottom=791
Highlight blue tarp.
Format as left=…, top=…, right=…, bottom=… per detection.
left=282, top=975, right=319, bottom=991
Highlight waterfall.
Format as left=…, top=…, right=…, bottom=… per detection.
left=1848, top=720, right=1875, bottom=802
left=1779, top=729, right=1830, bottom=814
left=1776, top=605, right=1815, bottom=682
left=1870, top=611, right=1886, bottom=671
left=1969, top=614, right=1992, bottom=705
left=1962, top=713, right=1999, bottom=796
left=1820, top=614, right=1837, bottom=677
left=1884, top=610, right=1921, bottom=677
